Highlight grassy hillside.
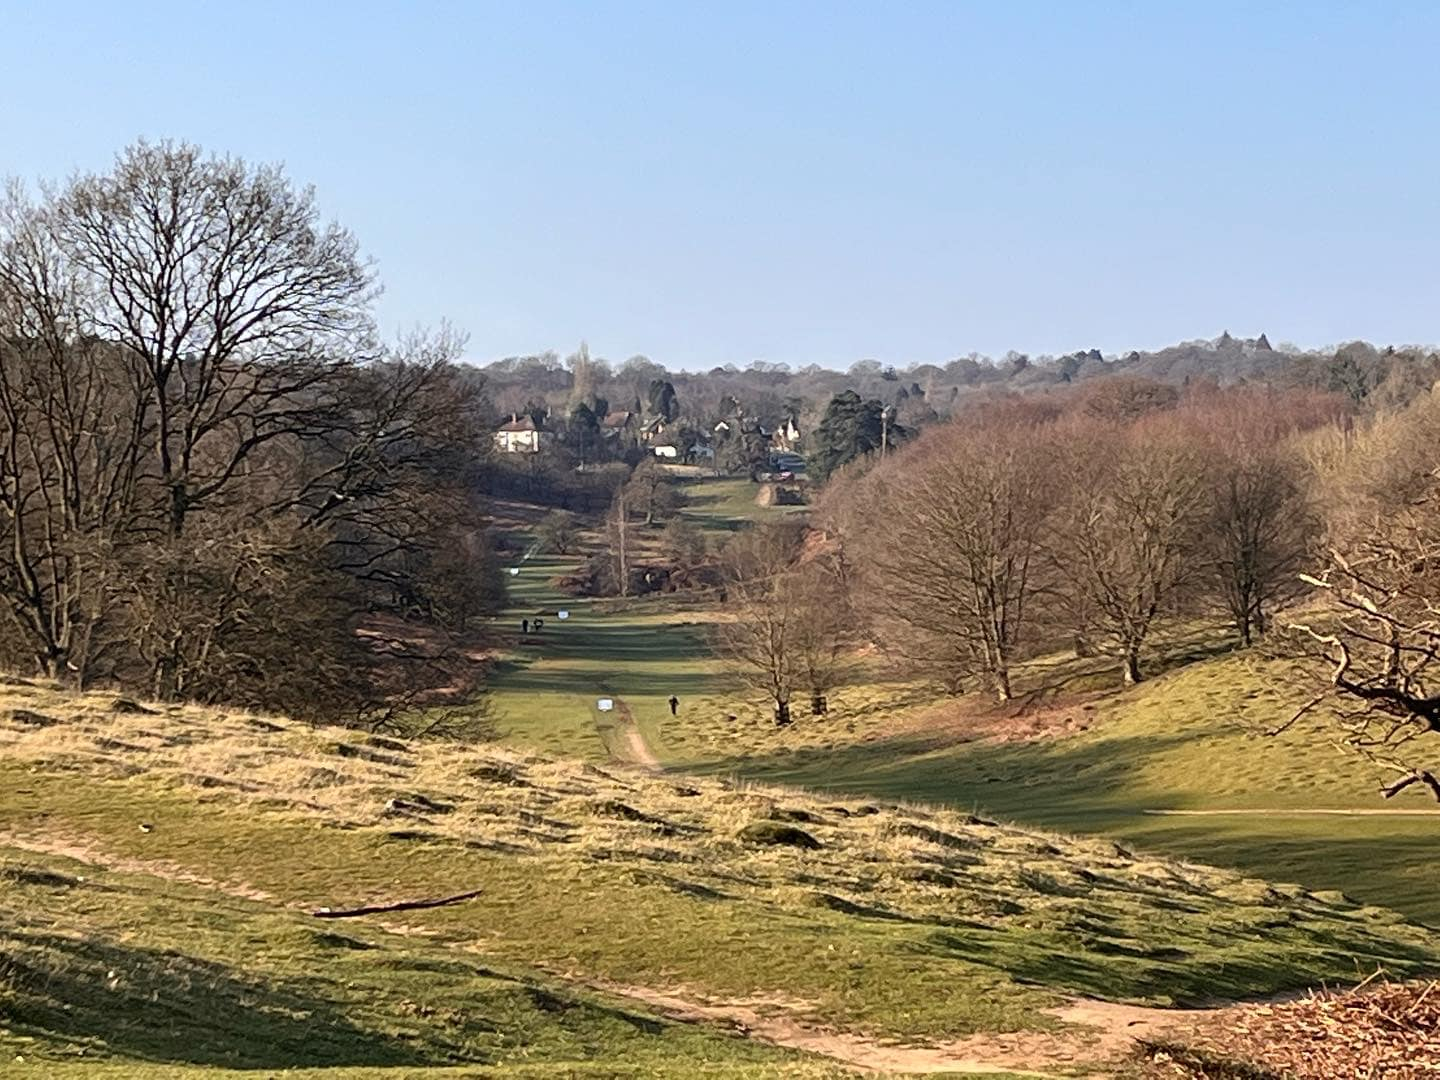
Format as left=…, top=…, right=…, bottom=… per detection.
left=486, top=522, right=1440, bottom=929
left=5, top=679, right=1438, bottom=1076
left=673, top=651, right=1440, bottom=926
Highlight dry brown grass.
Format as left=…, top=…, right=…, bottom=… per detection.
left=3, top=675, right=1432, bottom=980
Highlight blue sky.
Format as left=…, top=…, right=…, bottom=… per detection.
left=3, top=2, right=1437, bottom=369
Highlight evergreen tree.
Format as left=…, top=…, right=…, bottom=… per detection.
left=808, top=390, right=893, bottom=482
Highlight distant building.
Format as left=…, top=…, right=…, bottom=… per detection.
left=641, top=417, right=672, bottom=443
left=651, top=441, right=680, bottom=460
left=599, top=410, right=636, bottom=439
left=494, top=414, right=547, bottom=453
left=770, top=416, right=801, bottom=452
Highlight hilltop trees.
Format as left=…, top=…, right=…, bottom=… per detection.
left=0, top=142, right=505, bottom=720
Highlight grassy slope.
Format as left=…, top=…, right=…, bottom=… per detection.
left=678, top=652, right=1440, bottom=926
left=5, top=682, right=1438, bottom=1076
left=488, top=486, right=1440, bottom=928
left=0, top=853, right=811, bottom=1079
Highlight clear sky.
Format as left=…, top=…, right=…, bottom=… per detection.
left=3, top=1, right=1437, bottom=369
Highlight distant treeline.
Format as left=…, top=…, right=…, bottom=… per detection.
left=470, top=331, right=1440, bottom=450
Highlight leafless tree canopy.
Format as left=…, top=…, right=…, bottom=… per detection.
left=1285, top=391, right=1440, bottom=800
left=1059, top=416, right=1210, bottom=685
left=0, top=142, right=504, bottom=723
left=710, top=523, right=809, bottom=725
left=842, top=414, right=1058, bottom=699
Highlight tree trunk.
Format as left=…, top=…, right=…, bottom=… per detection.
left=1122, top=647, right=1142, bottom=686
left=809, top=692, right=827, bottom=715
left=774, top=700, right=791, bottom=726
left=993, top=666, right=1012, bottom=702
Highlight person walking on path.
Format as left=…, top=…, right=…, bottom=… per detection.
left=668, top=695, right=679, bottom=716
left=521, top=618, right=530, bottom=635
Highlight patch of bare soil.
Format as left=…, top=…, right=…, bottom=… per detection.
left=1142, top=981, right=1440, bottom=1078
left=584, top=979, right=1213, bottom=1077
left=597, top=698, right=662, bottom=771
left=890, top=694, right=1104, bottom=750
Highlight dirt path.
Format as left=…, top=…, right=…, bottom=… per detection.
left=585, top=978, right=1213, bottom=1077
left=0, top=828, right=278, bottom=904
left=598, top=696, right=661, bottom=771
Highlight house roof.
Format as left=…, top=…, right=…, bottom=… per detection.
left=498, top=415, right=539, bottom=432
left=600, top=410, right=633, bottom=428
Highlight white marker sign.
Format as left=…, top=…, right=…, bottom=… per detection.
left=557, top=610, right=569, bottom=620
left=596, top=698, right=614, bottom=712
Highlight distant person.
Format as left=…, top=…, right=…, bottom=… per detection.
left=668, top=695, right=679, bottom=716
left=521, top=618, right=530, bottom=634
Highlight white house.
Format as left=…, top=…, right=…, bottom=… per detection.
left=494, top=414, right=546, bottom=453
left=771, top=416, right=801, bottom=452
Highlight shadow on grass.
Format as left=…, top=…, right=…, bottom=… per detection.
left=696, top=730, right=1440, bottom=925
left=1, top=929, right=446, bottom=1069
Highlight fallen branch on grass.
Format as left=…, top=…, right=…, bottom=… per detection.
left=311, top=888, right=483, bottom=919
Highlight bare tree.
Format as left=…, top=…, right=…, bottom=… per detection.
left=845, top=418, right=1056, bottom=700
left=54, top=141, right=375, bottom=537
left=1185, top=391, right=1330, bottom=645
left=1060, top=417, right=1208, bottom=685
left=624, top=456, right=682, bottom=526
left=711, top=524, right=806, bottom=725
left=789, top=552, right=857, bottom=714
left=1285, top=392, right=1440, bottom=800
left=0, top=144, right=507, bottom=727
left=604, top=487, right=633, bottom=596
left=0, top=185, right=151, bottom=681
left=537, top=510, right=580, bottom=556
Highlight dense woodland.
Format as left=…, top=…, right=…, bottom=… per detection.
left=4, top=142, right=1440, bottom=796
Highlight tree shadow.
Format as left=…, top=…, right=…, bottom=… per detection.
left=1, top=928, right=446, bottom=1068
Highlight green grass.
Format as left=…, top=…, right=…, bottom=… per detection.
left=675, top=477, right=804, bottom=537
left=6, top=682, right=1438, bottom=1077
left=0, top=849, right=824, bottom=1078
left=680, top=652, right=1440, bottom=926
left=491, top=554, right=729, bottom=760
